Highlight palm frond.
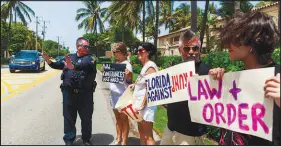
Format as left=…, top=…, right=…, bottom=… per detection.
left=77, top=8, right=90, bottom=14
left=19, top=1, right=35, bottom=16
left=78, top=18, right=88, bottom=30
left=75, top=12, right=91, bottom=21
left=17, top=2, right=32, bottom=22
left=15, top=6, right=27, bottom=25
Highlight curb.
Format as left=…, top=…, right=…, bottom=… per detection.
left=97, top=69, right=161, bottom=140
left=1, top=65, right=9, bottom=68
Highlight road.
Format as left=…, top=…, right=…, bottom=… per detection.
left=1, top=65, right=157, bottom=145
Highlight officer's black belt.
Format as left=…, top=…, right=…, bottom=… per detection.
left=60, top=84, right=83, bottom=94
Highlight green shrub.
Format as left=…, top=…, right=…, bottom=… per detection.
left=206, top=126, right=221, bottom=142
left=272, top=47, right=280, bottom=64
left=201, top=51, right=245, bottom=72
left=130, top=55, right=140, bottom=65
left=97, top=57, right=112, bottom=64
left=133, top=64, right=142, bottom=74
left=155, top=56, right=182, bottom=69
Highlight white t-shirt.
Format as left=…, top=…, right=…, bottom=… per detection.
left=109, top=60, right=133, bottom=94
left=133, top=61, right=159, bottom=98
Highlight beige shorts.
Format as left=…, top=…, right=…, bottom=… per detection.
left=160, top=126, right=205, bottom=145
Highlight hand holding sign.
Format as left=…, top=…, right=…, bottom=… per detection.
left=209, top=68, right=225, bottom=80
left=264, top=73, right=280, bottom=107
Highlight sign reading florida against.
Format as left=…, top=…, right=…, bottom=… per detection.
left=144, top=61, right=195, bottom=107
left=188, top=67, right=275, bottom=141
left=102, top=63, right=126, bottom=83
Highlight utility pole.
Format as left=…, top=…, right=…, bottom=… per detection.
left=42, top=21, right=46, bottom=53
left=62, top=41, right=65, bottom=50
left=41, top=20, right=50, bottom=53
left=36, top=16, right=39, bottom=51
left=57, top=36, right=62, bottom=56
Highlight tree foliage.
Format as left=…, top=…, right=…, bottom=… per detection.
left=75, top=1, right=106, bottom=33
left=43, top=40, right=69, bottom=57
left=218, top=1, right=253, bottom=17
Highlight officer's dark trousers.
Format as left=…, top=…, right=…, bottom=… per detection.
left=61, top=88, right=94, bottom=144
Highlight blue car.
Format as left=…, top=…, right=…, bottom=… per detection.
left=9, top=50, right=45, bottom=73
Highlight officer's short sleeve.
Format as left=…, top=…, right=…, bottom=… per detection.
left=126, top=61, right=133, bottom=73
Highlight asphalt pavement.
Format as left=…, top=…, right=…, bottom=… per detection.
left=0, top=66, right=143, bottom=145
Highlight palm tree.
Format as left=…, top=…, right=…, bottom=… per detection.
left=105, top=1, right=143, bottom=40
left=145, top=0, right=155, bottom=37
left=218, top=0, right=253, bottom=18
left=142, top=0, right=145, bottom=42
left=172, top=3, right=191, bottom=31
left=1, top=1, right=35, bottom=57
left=159, top=1, right=175, bottom=33
left=75, top=1, right=106, bottom=33
left=199, top=0, right=209, bottom=50
left=191, top=1, right=197, bottom=32
left=24, top=30, right=41, bottom=50
left=209, top=2, right=217, bottom=14
left=155, top=0, right=159, bottom=60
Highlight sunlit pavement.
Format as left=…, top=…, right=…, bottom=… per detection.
left=1, top=64, right=60, bottom=102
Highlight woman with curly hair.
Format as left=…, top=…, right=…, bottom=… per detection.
left=209, top=11, right=280, bottom=145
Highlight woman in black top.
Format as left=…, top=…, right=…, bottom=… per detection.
left=209, top=11, right=280, bottom=145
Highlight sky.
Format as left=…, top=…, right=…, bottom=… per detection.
left=23, top=1, right=260, bottom=53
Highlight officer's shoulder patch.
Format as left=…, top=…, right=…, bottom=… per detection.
left=91, top=58, right=96, bottom=64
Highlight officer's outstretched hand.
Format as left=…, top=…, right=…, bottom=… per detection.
left=63, top=55, right=75, bottom=70
left=43, top=51, right=52, bottom=64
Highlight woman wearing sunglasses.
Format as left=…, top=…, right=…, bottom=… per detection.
left=102, top=42, right=132, bottom=145
left=129, top=42, right=158, bottom=145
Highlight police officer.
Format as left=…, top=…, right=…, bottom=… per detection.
left=43, top=37, right=97, bottom=145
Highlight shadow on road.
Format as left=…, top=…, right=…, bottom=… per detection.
left=74, top=133, right=114, bottom=145
left=127, top=137, right=140, bottom=145
left=126, top=137, right=160, bottom=145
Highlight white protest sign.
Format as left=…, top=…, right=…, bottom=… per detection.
left=188, top=67, right=274, bottom=141
left=115, top=87, right=143, bottom=122
left=144, top=61, right=195, bottom=107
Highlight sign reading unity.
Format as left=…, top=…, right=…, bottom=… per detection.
left=187, top=68, right=274, bottom=141
left=144, top=61, right=195, bottom=107
left=102, top=63, right=126, bottom=83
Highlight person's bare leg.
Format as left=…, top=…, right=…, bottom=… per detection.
left=120, top=113, right=129, bottom=145
left=138, top=121, right=146, bottom=145
left=113, top=109, right=122, bottom=144
left=141, top=121, right=155, bottom=145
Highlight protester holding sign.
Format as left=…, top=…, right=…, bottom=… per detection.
left=102, top=42, right=132, bottom=145
left=209, top=11, right=280, bottom=145
left=159, top=29, right=211, bottom=145
left=129, top=42, right=158, bottom=145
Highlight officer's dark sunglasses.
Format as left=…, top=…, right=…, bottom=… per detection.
left=183, top=45, right=200, bottom=52
left=79, top=45, right=90, bottom=49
